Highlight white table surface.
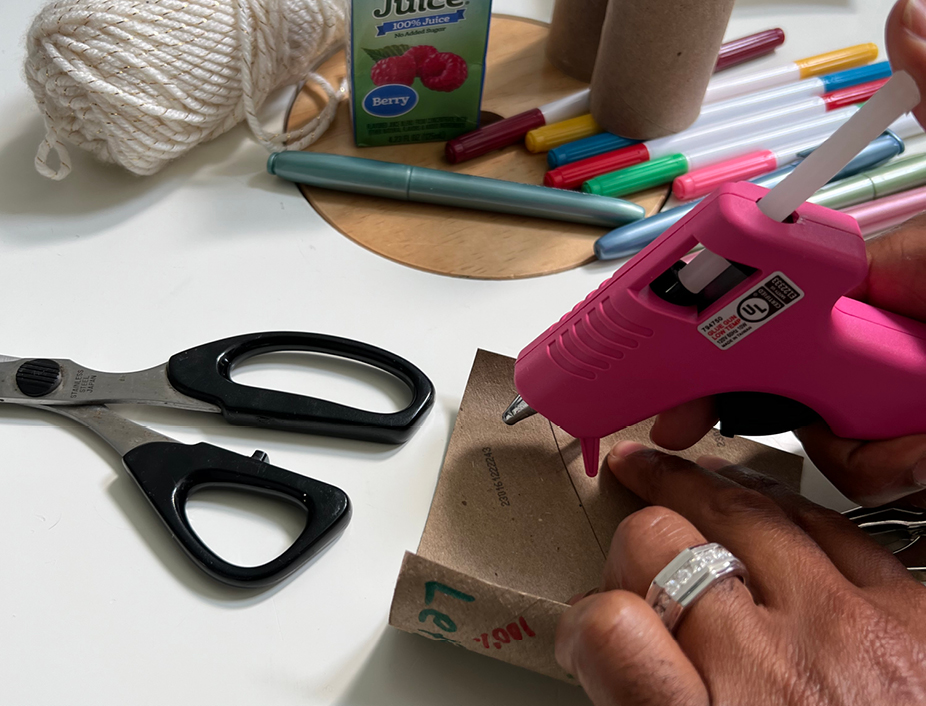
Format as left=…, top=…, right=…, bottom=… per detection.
left=0, top=1, right=904, bottom=704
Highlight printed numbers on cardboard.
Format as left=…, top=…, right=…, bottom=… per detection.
left=474, top=616, right=537, bottom=650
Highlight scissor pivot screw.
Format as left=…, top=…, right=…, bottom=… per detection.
left=15, top=359, right=62, bottom=397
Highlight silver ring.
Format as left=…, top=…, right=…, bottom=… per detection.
left=645, top=543, right=748, bottom=633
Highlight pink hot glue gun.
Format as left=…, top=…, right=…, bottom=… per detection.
left=503, top=72, right=926, bottom=477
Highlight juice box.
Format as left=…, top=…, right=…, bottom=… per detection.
left=348, top=0, right=493, bottom=147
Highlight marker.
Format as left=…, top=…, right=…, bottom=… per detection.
left=526, top=114, right=600, bottom=154
left=546, top=77, right=887, bottom=189
left=546, top=62, right=892, bottom=168
left=808, top=152, right=926, bottom=209
left=673, top=138, right=841, bottom=201
left=444, top=91, right=589, bottom=164
left=444, top=29, right=786, bottom=164
left=266, top=152, right=645, bottom=227
left=592, top=131, right=905, bottom=260
left=673, top=104, right=922, bottom=200
left=714, top=28, right=786, bottom=71
left=844, top=184, right=926, bottom=236
left=583, top=106, right=862, bottom=198
left=704, top=43, right=878, bottom=104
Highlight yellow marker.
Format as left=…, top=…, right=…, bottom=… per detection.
left=796, top=43, right=880, bottom=78
left=525, top=114, right=602, bottom=153
left=705, top=43, right=879, bottom=103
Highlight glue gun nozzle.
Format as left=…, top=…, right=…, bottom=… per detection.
left=503, top=395, right=537, bottom=425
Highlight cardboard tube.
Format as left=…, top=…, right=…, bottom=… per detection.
left=590, top=0, right=736, bottom=139
left=546, top=0, right=609, bottom=82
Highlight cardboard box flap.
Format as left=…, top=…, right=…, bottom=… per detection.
left=391, top=349, right=803, bottom=681
left=417, top=351, right=604, bottom=600
left=390, top=552, right=573, bottom=681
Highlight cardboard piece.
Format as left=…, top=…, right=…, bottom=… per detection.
left=389, top=350, right=802, bottom=681
left=590, top=0, right=736, bottom=139
left=546, top=0, right=609, bottom=83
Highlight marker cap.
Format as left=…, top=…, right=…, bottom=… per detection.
left=547, top=133, right=640, bottom=168
left=673, top=150, right=778, bottom=201
left=795, top=43, right=878, bottom=79
left=810, top=154, right=926, bottom=209
left=823, top=78, right=890, bottom=111
left=844, top=184, right=926, bottom=236
left=869, top=153, right=926, bottom=197
left=820, top=62, right=892, bottom=92
left=582, top=153, right=688, bottom=197
left=267, top=152, right=413, bottom=199
left=446, top=109, right=545, bottom=164
left=715, top=28, right=785, bottom=71
left=526, top=114, right=601, bottom=153
left=545, top=143, right=650, bottom=189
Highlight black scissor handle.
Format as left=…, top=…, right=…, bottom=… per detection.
left=122, top=441, right=351, bottom=588
left=166, top=332, right=434, bottom=445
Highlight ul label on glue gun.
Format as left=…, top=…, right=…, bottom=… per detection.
left=698, top=272, right=803, bottom=350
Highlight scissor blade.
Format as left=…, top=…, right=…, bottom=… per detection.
left=0, top=355, right=21, bottom=364
left=42, top=404, right=176, bottom=456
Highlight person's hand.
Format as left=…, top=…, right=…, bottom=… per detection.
left=888, top=0, right=926, bottom=129
left=649, top=1, right=926, bottom=506
left=555, top=441, right=926, bottom=705
left=651, top=222, right=926, bottom=507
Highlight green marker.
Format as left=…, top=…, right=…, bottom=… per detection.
left=583, top=154, right=688, bottom=197
left=808, top=153, right=926, bottom=208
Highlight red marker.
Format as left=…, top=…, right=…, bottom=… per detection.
left=545, top=78, right=888, bottom=190
left=444, top=28, right=785, bottom=164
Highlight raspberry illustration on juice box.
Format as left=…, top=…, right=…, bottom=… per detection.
left=349, top=0, right=492, bottom=147
left=369, top=45, right=469, bottom=92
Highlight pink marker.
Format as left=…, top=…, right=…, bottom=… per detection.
left=673, top=141, right=821, bottom=201
left=674, top=102, right=923, bottom=201
left=845, top=185, right=926, bottom=235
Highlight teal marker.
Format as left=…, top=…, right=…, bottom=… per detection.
left=267, top=152, right=645, bottom=228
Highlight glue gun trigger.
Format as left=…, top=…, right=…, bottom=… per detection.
left=716, top=391, right=821, bottom=437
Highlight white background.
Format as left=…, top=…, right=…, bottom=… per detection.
left=0, top=1, right=903, bottom=704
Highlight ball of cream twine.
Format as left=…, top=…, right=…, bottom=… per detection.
left=25, top=0, right=347, bottom=180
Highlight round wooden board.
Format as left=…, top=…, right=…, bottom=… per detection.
left=285, top=15, right=669, bottom=280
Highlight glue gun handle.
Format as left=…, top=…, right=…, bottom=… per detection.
left=801, top=296, right=926, bottom=440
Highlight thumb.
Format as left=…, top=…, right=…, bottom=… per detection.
left=887, top=0, right=926, bottom=128
left=556, top=591, right=708, bottom=706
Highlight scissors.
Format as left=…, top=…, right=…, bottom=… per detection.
left=844, top=505, right=926, bottom=572
left=0, top=332, right=434, bottom=588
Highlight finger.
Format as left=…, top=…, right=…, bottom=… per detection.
left=696, top=455, right=917, bottom=589
left=567, top=588, right=599, bottom=606
left=795, top=421, right=926, bottom=506
left=650, top=398, right=718, bottom=450
left=602, top=505, right=759, bottom=651
left=848, top=212, right=926, bottom=318
left=556, top=591, right=708, bottom=706
left=607, top=441, right=842, bottom=607
left=887, top=0, right=926, bottom=131
left=601, top=505, right=752, bottom=604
